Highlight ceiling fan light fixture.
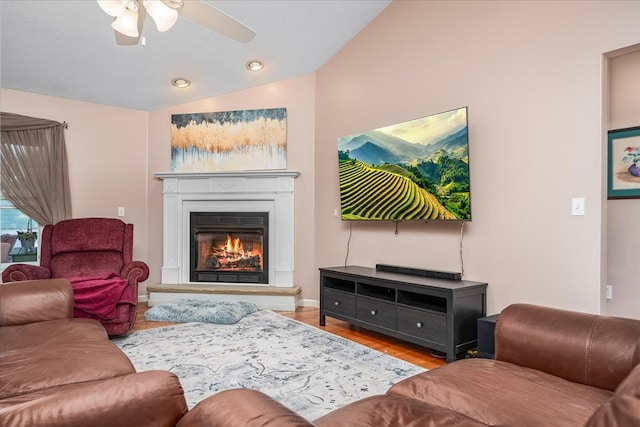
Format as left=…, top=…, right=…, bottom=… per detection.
left=144, top=0, right=179, bottom=32
left=97, top=0, right=255, bottom=47
left=171, top=78, right=191, bottom=88
left=161, top=0, right=184, bottom=9
left=111, top=7, right=140, bottom=37
left=246, top=60, right=264, bottom=72
left=97, top=0, right=128, bottom=17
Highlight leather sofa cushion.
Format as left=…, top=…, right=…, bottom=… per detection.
left=0, top=371, right=187, bottom=427
left=388, top=358, right=612, bottom=427
left=314, top=394, right=489, bottom=427
left=0, top=318, right=134, bottom=400
left=584, top=363, right=640, bottom=427
left=177, top=388, right=313, bottom=427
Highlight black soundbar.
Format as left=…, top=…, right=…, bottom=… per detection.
left=376, top=264, right=462, bottom=281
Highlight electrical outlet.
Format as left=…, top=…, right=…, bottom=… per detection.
left=605, top=285, right=613, bottom=300
left=117, top=207, right=125, bottom=217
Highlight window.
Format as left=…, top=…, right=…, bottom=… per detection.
left=0, top=195, right=39, bottom=263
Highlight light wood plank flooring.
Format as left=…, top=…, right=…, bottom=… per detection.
left=132, top=303, right=446, bottom=370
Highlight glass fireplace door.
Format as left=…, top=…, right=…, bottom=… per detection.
left=190, top=212, right=268, bottom=284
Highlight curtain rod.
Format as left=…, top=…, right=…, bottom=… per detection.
left=0, top=112, right=69, bottom=131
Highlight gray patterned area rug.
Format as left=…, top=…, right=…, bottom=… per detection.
left=112, top=310, right=425, bottom=421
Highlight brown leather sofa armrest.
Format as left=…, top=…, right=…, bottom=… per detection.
left=0, top=278, right=74, bottom=326
left=177, top=389, right=315, bottom=427
left=0, top=371, right=188, bottom=427
left=495, top=303, right=640, bottom=391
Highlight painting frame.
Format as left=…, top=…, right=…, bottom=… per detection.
left=171, top=108, right=287, bottom=172
left=607, top=126, right=640, bottom=199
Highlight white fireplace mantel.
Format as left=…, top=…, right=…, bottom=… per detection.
left=155, top=171, right=300, bottom=288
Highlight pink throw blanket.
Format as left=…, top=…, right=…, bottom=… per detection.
left=70, top=273, right=134, bottom=321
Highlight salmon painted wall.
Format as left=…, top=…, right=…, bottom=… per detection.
left=313, top=0, right=640, bottom=315
left=3, top=1, right=638, bottom=315
left=0, top=88, right=150, bottom=279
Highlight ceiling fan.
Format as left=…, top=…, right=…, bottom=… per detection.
left=97, top=0, right=255, bottom=45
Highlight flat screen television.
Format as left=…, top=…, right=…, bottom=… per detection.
left=337, top=106, right=471, bottom=221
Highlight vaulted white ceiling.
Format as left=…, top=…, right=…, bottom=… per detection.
left=0, top=0, right=391, bottom=111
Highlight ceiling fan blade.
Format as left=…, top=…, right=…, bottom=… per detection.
left=180, top=1, right=255, bottom=43
left=115, top=5, right=145, bottom=46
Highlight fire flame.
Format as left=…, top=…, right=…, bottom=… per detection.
left=198, top=232, right=262, bottom=271
left=223, top=234, right=246, bottom=257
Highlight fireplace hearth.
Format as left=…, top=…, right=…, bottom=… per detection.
left=190, top=212, right=268, bottom=284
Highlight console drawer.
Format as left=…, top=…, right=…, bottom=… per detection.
left=397, top=306, right=446, bottom=345
left=356, top=296, right=395, bottom=330
left=323, top=289, right=356, bottom=318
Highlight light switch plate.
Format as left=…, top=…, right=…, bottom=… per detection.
left=571, top=197, right=585, bottom=216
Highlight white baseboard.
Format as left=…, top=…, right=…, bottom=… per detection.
left=298, top=298, right=319, bottom=308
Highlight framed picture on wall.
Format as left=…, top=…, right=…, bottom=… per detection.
left=170, top=108, right=287, bottom=172
left=607, top=126, right=640, bottom=199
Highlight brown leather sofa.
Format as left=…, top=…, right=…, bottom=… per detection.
left=0, top=278, right=188, bottom=427
left=177, top=303, right=640, bottom=427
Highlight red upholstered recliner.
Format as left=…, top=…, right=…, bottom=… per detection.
left=1, top=218, right=149, bottom=335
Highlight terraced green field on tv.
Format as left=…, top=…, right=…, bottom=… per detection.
left=339, top=160, right=457, bottom=220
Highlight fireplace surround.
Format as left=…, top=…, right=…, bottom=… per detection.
left=153, top=171, right=300, bottom=309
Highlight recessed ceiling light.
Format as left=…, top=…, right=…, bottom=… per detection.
left=246, top=60, right=264, bottom=71
left=171, top=78, right=191, bottom=88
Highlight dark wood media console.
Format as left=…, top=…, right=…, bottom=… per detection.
left=320, top=265, right=488, bottom=362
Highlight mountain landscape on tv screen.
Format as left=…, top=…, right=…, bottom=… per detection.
left=337, top=107, right=471, bottom=221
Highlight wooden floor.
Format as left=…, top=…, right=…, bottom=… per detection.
left=132, top=303, right=446, bottom=370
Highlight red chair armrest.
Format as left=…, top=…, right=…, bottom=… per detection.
left=120, top=261, right=149, bottom=286
left=2, top=264, right=51, bottom=282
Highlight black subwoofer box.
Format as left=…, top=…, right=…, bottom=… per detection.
left=477, top=314, right=500, bottom=359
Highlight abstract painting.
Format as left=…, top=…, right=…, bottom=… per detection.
left=171, top=108, right=287, bottom=172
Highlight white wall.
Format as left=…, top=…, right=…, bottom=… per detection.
left=314, top=0, right=640, bottom=315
